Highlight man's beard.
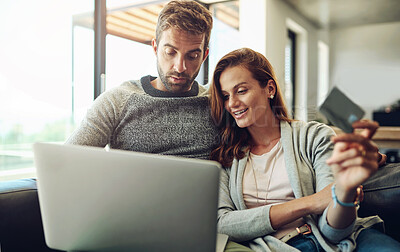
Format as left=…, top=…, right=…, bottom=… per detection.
left=157, top=62, right=199, bottom=93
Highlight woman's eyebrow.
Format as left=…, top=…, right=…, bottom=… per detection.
left=221, top=82, right=247, bottom=93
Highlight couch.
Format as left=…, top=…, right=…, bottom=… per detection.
left=1, top=163, right=400, bottom=252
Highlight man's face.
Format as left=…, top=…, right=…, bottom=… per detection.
left=152, top=28, right=209, bottom=93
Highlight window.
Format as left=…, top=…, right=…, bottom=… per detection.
left=72, top=24, right=95, bottom=124
left=285, top=30, right=296, bottom=118
left=208, top=1, right=240, bottom=82
left=0, top=0, right=94, bottom=181
left=317, top=41, right=329, bottom=106
left=104, top=1, right=164, bottom=90
left=286, top=18, right=308, bottom=121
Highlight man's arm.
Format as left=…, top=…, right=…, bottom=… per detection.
left=66, top=89, right=123, bottom=147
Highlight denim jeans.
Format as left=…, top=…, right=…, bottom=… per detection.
left=355, top=227, right=400, bottom=252
left=287, top=227, right=400, bottom=252
left=287, top=233, right=324, bottom=252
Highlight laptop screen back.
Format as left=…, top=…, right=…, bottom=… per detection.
left=33, top=143, right=221, bottom=252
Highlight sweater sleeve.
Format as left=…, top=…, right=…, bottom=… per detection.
left=65, top=86, right=127, bottom=147
left=217, top=168, right=276, bottom=242
left=309, top=123, right=356, bottom=242
left=318, top=207, right=355, bottom=243
left=308, top=122, right=336, bottom=192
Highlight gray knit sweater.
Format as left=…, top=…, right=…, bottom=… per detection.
left=66, top=75, right=219, bottom=160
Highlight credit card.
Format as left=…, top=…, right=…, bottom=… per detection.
left=319, top=87, right=365, bottom=133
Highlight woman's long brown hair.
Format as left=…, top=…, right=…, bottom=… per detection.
left=209, top=48, right=292, bottom=167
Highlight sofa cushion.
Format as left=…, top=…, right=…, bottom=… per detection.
left=0, top=178, right=59, bottom=252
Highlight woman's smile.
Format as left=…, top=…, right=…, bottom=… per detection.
left=220, top=66, right=271, bottom=129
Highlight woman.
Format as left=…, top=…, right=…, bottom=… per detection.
left=209, top=48, right=400, bottom=251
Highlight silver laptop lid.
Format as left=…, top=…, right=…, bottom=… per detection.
left=33, top=142, right=221, bottom=252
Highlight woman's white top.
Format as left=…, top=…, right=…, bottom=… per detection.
left=243, top=139, right=304, bottom=239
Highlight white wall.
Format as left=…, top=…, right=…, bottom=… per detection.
left=239, top=0, right=267, bottom=55
left=240, top=0, right=325, bottom=121
left=330, top=22, right=400, bottom=119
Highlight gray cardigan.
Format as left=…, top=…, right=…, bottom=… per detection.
left=217, top=120, right=382, bottom=252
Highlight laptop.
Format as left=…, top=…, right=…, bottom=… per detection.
left=33, top=142, right=227, bottom=252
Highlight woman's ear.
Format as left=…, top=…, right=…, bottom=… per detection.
left=266, top=79, right=276, bottom=97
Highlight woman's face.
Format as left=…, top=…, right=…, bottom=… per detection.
left=219, top=66, right=274, bottom=129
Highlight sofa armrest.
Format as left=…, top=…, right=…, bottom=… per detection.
left=360, top=163, right=400, bottom=242
left=0, top=178, right=59, bottom=252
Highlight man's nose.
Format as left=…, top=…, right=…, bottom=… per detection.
left=173, top=55, right=187, bottom=73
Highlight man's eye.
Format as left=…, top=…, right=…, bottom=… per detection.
left=165, top=49, right=176, bottom=56
left=238, top=89, right=247, bottom=94
left=187, top=53, right=199, bottom=60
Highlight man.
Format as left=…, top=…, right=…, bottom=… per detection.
left=66, top=1, right=252, bottom=251
left=66, top=0, right=217, bottom=160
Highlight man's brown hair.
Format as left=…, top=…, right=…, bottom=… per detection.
left=156, top=0, right=213, bottom=53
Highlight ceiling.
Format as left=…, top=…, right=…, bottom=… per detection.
left=74, top=0, right=239, bottom=45
left=282, top=0, right=400, bottom=29
left=106, top=3, right=165, bottom=44
left=107, top=1, right=238, bottom=44
left=73, top=0, right=400, bottom=44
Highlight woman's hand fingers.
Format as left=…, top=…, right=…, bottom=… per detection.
left=327, top=130, right=380, bottom=189
left=340, top=153, right=378, bottom=171
left=351, top=119, right=379, bottom=139
left=327, top=145, right=356, bottom=165
left=327, top=134, right=377, bottom=164
left=333, top=162, right=378, bottom=191
left=327, top=144, right=377, bottom=165
left=330, top=133, right=378, bottom=152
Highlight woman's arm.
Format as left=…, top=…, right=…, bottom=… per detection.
left=324, top=120, right=379, bottom=232
left=217, top=168, right=274, bottom=241
left=217, top=167, right=332, bottom=241
left=269, top=183, right=332, bottom=229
